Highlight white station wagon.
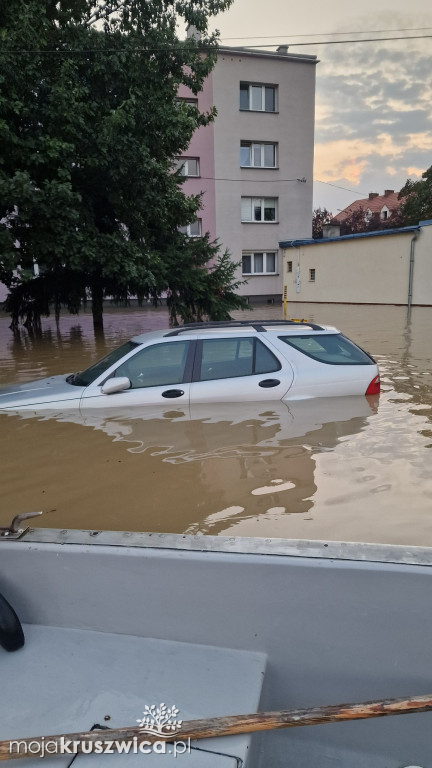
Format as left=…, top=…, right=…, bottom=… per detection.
left=0, top=321, right=380, bottom=412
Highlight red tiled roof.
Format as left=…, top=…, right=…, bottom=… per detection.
left=334, top=191, right=403, bottom=222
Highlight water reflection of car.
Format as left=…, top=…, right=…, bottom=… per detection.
left=0, top=320, right=380, bottom=411
left=61, top=396, right=380, bottom=462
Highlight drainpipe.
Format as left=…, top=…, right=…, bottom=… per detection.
left=295, top=248, right=301, bottom=294
left=407, top=233, right=417, bottom=311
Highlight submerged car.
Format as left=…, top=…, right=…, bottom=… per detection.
left=0, top=320, right=380, bottom=411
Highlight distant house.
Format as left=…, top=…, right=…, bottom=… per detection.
left=334, top=190, right=403, bottom=225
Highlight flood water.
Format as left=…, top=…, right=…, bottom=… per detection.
left=0, top=303, right=431, bottom=545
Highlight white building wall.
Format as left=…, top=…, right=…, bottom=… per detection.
left=212, top=50, right=316, bottom=300
left=412, top=223, right=432, bottom=305
left=281, top=222, right=432, bottom=306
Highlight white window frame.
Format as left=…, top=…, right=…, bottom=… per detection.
left=240, top=142, right=277, bottom=168
left=241, top=197, right=278, bottom=223
left=175, top=157, right=200, bottom=177
left=240, top=83, right=277, bottom=112
left=242, top=251, right=277, bottom=275
left=179, top=219, right=202, bottom=237
left=176, top=97, right=198, bottom=107
left=381, top=206, right=390, bottom=220
left=309, top=268, right=316, bottom=282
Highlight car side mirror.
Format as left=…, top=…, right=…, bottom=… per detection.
left=101, top=377, right=131, bottom=395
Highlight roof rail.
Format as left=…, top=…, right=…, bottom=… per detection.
left=165, top=319, right=325, bottom=336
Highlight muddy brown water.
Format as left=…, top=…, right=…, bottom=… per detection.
left=0, top=303, right=431, bottom=544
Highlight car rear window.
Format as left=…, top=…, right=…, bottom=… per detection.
left=279, top=334, right=374, bottom=365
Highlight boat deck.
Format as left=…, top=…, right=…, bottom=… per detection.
left=2, top=531, right=432, bottom=767
left=2, top=624, right=266, bottom=766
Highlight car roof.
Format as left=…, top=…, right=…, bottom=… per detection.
left=131, top=321, right=340, bottom=344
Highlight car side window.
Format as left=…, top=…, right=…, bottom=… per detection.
left=199, top=338, right=280, bottom=381
left=279, top=334, right=374, bottom=365
left=115, top=341, right=190, bottom=388
left=255, top=339, right=281, bottom=374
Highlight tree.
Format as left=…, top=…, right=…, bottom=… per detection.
left=339, top=208, right=371, bottom=235
left=163, top=244, right=248, bottom=326
left=0, top=0, right=247, bottom=332
left=312, top=207, right=333, bottom=239
left=399, top=166, right=432, bottom=225
left=339, top=208, right=404, bottom=236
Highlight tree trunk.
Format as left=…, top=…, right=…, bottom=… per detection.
left=91, top=280, right=104, bottom=335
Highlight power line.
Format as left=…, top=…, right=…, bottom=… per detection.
left=281, top=34, right=432, bottom=47
left=187, top=177, right=369, bottom=194
left=220, top=26, right=432, bottom=41
left=4, top=32, right=432, bottom=55
left=195, top=176, right=305, bottom=183
left=315, top=180, right=369, bottom=196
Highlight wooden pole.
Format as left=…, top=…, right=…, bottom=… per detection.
left=1, top=694, right=432, bottom=761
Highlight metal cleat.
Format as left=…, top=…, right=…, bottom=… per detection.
left=0, top=511, right=43, bottom=540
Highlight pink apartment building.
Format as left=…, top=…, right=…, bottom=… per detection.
left=177, top=43, right=317, bottom=302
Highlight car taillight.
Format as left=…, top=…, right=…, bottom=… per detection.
left=365, top=374, right=380, bottom=396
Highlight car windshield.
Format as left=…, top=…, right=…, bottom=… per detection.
left=71, top=341, right=140, bottom=387
left=279, top=334, right=375, bottom=365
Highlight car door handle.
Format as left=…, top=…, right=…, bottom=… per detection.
left=162, top=389, right=185, bottom=398
left=259, top=379, right=281, bottom=388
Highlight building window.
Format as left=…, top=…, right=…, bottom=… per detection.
left=175, top=157, right=200, bottom=177
left=240, top=142, right=277, bottom=168
left=241, top=197, right=277, bottom=223
left=287, top=260, right=293, bottom=273
left=381, top=208, right=389, bottom=220
left=240, top=83, right=276, bottom=112
left=179, top=219, right=202, bottom=237
left=242, top=252, right=277, bottom=275
left=176, top=97, right=198, bottom=108
left=309, top=268, right=316, bottom=281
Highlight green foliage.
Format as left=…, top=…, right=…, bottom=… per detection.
left=158, top=238, right=250, bottom=325
left=312, top=207, right=333, bottom=239
left=0, top=0, right=246, bottom=331
left=3, top=269, right=87, bottom=330
left=399, top=167, right=432, bottom=225
left=339, top=207, right=404, bottom=236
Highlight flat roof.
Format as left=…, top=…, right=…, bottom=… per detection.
left=218, top=45, right=318, bottom=64
left=279, top=224, right=421, bottom=248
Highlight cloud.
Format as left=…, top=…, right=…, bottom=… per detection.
left=315, top=131, right=432, bottom=182
left=405, top=166, right=424, bottom=177
left=313, top=19, right=432, bottom=204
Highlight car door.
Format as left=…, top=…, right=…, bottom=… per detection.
left=80, top=339, right=195, bottom=409
left=189, top=335, right=293, bottom=404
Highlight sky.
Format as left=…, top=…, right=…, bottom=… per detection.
left=208, top=0, right=432, bottom=215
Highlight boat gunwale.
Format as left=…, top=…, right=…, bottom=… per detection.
left=3, top=528, right=432, bottom=567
